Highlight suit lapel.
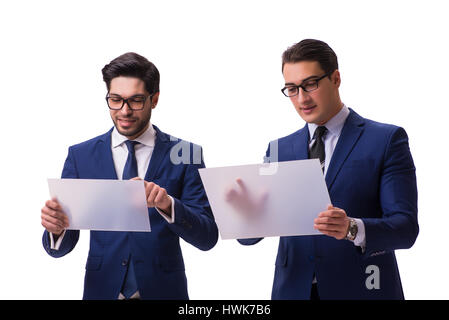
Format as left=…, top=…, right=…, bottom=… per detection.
left=292, top=124, right=310, bottom=160
left=97, top=128, right=118, bottom=179
left=325, top=109, right=365, bottom=190
left=144, top=125, right=171, bottom=181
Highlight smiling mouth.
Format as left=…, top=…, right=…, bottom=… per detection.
left=300, top=105, right=316, bottom=111
left=118, top=119, right=137, bottom=126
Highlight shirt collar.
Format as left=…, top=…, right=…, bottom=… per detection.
left=308, top=104, right=350, bottom=140
left=111, top=122, right=156, bottom=148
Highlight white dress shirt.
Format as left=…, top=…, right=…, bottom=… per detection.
left=308, top=104, right=366, bottom=249
left=50, top=123, right=175, bottom=250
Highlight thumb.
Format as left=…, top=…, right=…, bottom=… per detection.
left=327, top=204, right=334, bottom=210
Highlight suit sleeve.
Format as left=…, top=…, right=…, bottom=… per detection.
left=42, top=146, right=80, bottom=258
left=167, top=146, right=218, bottom=251
left=361, top=127, right=419, bottom=257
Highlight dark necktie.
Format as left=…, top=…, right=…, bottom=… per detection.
left=121, top=140, right=139, bottom=298
left=309, top=126, right=327, bottom=173
left=122, top=140, right=139, bottom=180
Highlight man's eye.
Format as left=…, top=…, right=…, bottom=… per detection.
left=287, top=87, right=297, bottom=94
left=303, top=81, right=318, bottom=90
left=110, top=98, right=123, bottom=102
left=130, top=97, right=145, bottom=102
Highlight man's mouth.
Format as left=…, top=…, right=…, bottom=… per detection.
left=118, top=118, right=137, bottom=127
left=300, top=105, right=317, bottom=114
left=300, top=105, right=316, bottom=110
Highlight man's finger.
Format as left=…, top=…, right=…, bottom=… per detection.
left=154, top=188, right=168, bottom=205
left=46, top=199, right=61, bottom=211
left=314, top=223, right=343, bottom=233
left=147, top=185, right=160, bottom=205
left=42, top=206, right=62, bottom=219
left=42, top=211, right=68, bottom=227
left=314, top=217, right=344, bottom=225
left=318, top=209, right=345, bottom=218
left=144, top=182, right=156, bottom=197
left=41, top=220, right=64, bottom=235
left=42, top=213, right=67, bottom=229
left=225, top=188, right=237, bottom=201
left=145, top=182, right=156, bottom=191
left=41, top=206, right=57, bottom=217
left=236, top=178, right=247, bottom=194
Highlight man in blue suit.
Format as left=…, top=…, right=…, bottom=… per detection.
left=238, top=39, right=418, bottom=299
left=41, top=52, right=218, bottom=299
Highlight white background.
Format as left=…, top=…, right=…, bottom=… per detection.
left=0, top=0, right=447, bottom=299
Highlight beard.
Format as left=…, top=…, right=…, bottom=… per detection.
left=112, top=108, right=152, bottom=138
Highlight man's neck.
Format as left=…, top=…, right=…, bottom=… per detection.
left=316, top=102, right=343, bottom=126
left=126, top=122, right=150, bottom=141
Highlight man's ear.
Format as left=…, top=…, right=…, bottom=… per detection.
left=151, top=92, right=160, bottom=109
left=332, top=70, right=341, bottom=88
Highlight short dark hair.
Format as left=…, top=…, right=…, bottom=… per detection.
left=282, top=39, right=338, bottom=76
left=102, top=52, right=160, bottom=95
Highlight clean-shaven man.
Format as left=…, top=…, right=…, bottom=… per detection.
left=238, top=39, right=418, bottom=300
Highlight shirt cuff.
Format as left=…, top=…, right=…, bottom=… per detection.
left=352, top=218, right=366, bottom=251
left=156, top=196, right=175, bottom=224
left=49, top=229, right=66, bottom=250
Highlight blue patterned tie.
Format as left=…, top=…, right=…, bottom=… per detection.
left=121, top=140, right=139, bottom=298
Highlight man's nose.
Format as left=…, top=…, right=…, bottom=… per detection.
left=295, top=87, right=310, bottom=104
left=120, top=101, right=133, bottom=115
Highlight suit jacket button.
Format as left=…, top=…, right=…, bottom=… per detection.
left=122, top=260, right=128, bottom=266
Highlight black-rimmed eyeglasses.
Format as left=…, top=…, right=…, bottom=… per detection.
left=281, top=73, right=330, bottom=97
left=106, top=94, right=153, bottom=111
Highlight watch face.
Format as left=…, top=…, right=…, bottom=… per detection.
left=349, top=227, right=356, bottom=237
left=347, top=219, right=357, bottom=240
left=350, top=221, right=357, bottom=235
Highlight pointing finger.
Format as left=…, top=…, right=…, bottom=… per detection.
left=236, top=178, right=247, bottom=194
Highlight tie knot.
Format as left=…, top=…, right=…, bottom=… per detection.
left=313, top=126, right=327, bottom=139
left=124, top=140, right=139, bottom=154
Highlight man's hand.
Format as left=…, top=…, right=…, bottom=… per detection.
left=41, top=198, right=69, bottom=236
left=313, top=204, right=350, bottom=240
left=132, top=177, right=172, bottom=215
left=225, top=178, right=268, bottom=218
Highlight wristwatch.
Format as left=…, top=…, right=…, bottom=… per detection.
left=345, top=218, right=358, bottom=241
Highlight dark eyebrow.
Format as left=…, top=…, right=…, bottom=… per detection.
left=284, top=75, right=321, bottom=87
left=108, top=93, right=146, bottom=98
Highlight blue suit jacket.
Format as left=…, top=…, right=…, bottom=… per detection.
left=42, top=125, right=218, bottom=299
left=240, top=109, right=418, bottom=299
